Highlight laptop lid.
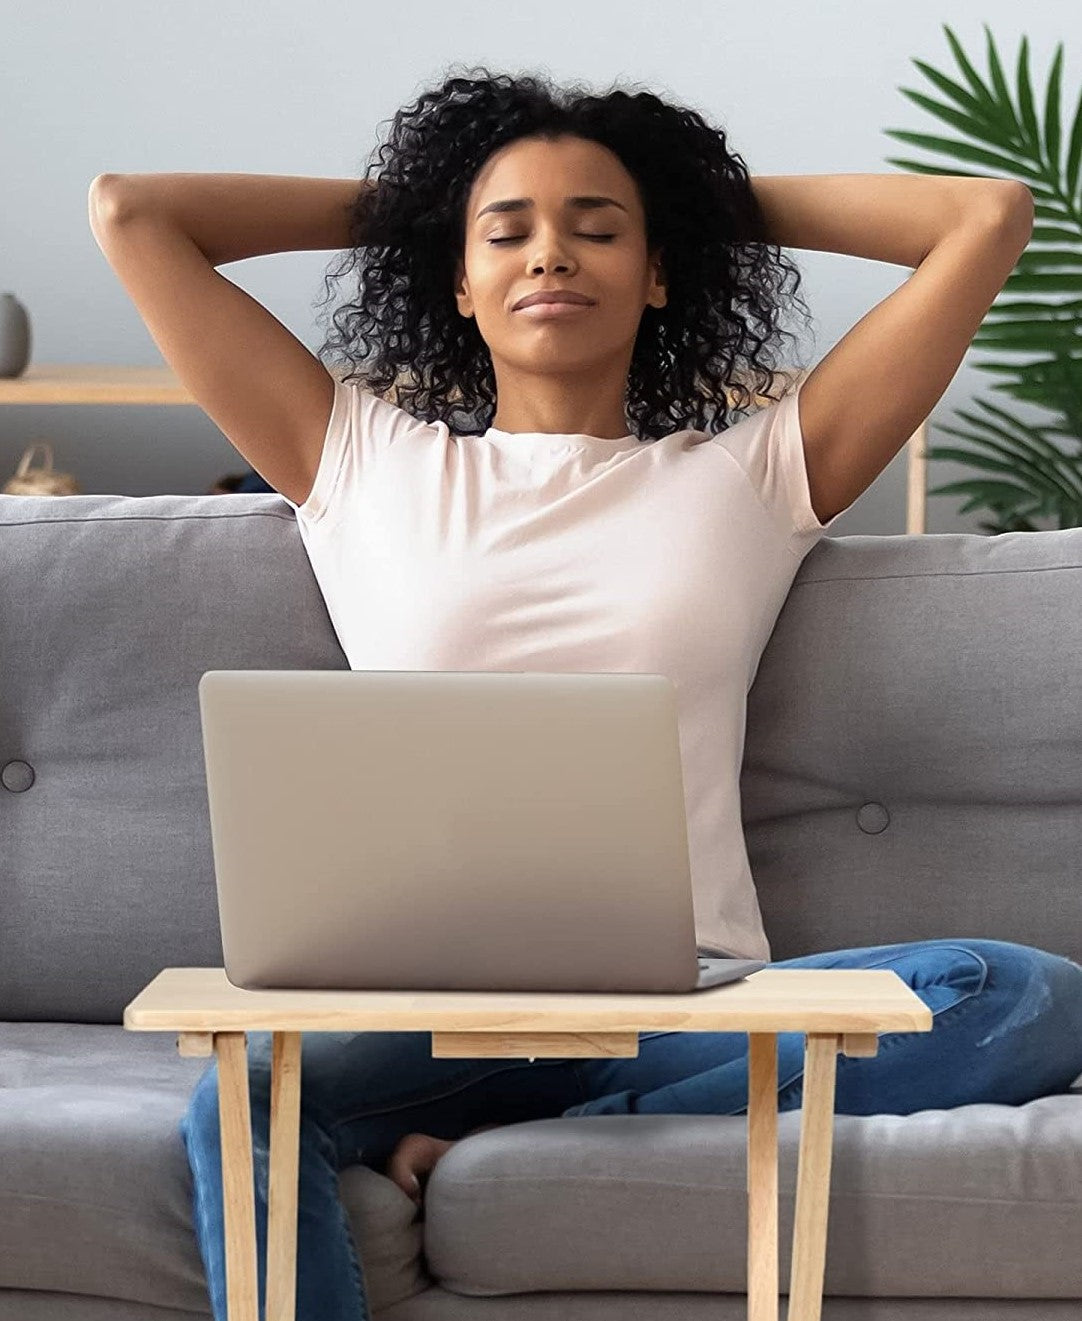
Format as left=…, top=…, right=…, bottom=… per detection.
left=198, top=670, right=705, bottom=992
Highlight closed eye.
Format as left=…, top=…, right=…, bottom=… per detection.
left=488, top=235, right=616, bottom=245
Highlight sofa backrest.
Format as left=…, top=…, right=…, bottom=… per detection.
left=745, top=524, right=1082, bottom=968
left=2, top=492, right=1078, bottom=1022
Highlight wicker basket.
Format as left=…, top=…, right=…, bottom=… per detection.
left=2, top=441, right=82, bottom=496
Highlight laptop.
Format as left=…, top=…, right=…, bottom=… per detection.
left=197, top=670, right=767, bottom=994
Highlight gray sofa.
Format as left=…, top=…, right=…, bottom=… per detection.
left=2, top=489, right=1080, bottom=1321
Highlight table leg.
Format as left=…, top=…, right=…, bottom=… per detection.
left=266, top=1032, right=303, bottom=1321
left=786, top=1033, right=840, bottom=1321
left=215, top=1031, right=259, bottom=1321
left=747, top=1032, right=779, bottom=1321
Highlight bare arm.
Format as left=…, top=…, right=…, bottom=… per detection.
left=92, top=171, right=375, bottom=267
left=88, top=171, right=379, bottom=506
left=748, top=172, right=1029, bottom=268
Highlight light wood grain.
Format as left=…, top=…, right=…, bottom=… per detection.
left=748, top=1032, right=779, bottom=1321
left=215, top=1033, right=258, bottom=1321
left=266, top=1033, right=301, bottom=1321
left=125, top=967, right=933, bottom=1045
left=788, top=1034, right=841, bottom=1320
left=906, top=420, right=929, bottom=534
left=0, top=364, right=190, bottom=404
left=177, top=1031, right=214, bottom=1056
left=841, top=1033, right=880, bottom=1057
left=139, top=966, right=928, bottom=1321
left=432, top=1030, right=643, bottom=1057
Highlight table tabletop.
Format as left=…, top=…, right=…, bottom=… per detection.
left=123, top=966, right=933, bottom=1035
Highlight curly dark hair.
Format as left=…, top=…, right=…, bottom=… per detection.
left=314, top=65, right=814, bottom=441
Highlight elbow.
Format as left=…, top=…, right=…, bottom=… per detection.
left=988, top=181, right=1035, bottom=233
left=1006, top=180, right=1036, bottom=218
left=88, top=174, right=134, bottom=228
left=952, top=182, right=1034, bottom=262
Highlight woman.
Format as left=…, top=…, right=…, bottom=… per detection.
left=93, top=66, right=1082, bottom=1321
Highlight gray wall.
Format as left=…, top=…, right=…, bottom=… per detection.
left=1, top=1, right=1075, bottom=533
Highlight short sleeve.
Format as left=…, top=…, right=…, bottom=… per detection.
left=710, top=377, right=848, bottom=556
left=283, top=375, right=431, bottom=524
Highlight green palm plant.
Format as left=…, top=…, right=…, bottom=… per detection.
left=883, top=21, right=1082, bottom=532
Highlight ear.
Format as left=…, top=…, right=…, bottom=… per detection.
left=648, top=246, right=668, bottom=310
left=454, top=255, right=474, bottom=319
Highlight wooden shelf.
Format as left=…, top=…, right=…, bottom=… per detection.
left=0, top=364, right=190, bottom=405
left=0, top=363, right=928, bottom=530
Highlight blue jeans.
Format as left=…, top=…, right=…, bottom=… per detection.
left=179, top=938, right=1082, bottom=1321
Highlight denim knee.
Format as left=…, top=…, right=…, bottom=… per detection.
left=180, top=1052, right=341, bottom=1184
left=955, top=939, right=1082, bottom=1092
left=181, top=1055, right=272, bottom=1147
left=181, top=1063, right=221, bottom=1141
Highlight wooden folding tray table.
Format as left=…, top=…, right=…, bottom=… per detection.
left=124, top=966, right=932, bottom=1321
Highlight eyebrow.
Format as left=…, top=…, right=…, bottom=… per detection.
left=475, top=195, right=629, bottom=221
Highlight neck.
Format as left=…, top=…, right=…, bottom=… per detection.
left=488, top=362, right=631, bottom=437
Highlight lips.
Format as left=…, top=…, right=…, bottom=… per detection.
left=513, top=290, right=596, bottom=310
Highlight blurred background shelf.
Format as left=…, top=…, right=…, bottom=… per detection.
left=0, top=363, right=929, bottom=530
left=0, top=364, right=192, bottom=405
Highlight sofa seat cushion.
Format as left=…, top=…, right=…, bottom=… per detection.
left=4, top=1024, right=1080, bottom=1309
left=0, top=1023, right=430, bottom=1315
left=424, top=1096, right=1082, bottom=1300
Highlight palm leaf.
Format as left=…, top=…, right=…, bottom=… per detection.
left=1065, top=80, right=1082, bottom=202
left=930, top=416, right=1082, bottom=508
left=1014, top=248, right=1082, bottom=271
left=881, top=131, right=1046, bottom=180
left=942, top=24, right=1019, bottom=138
left=896, top=87, right=1013, bottom=151
left=1032, top=226, right=1082, bottom=244
left=885, top=23, right=1082, bottom=531
left=882, top=158, right=991, bottom=179
left=905, top=61, right=1008, bottom=136
left=1044, top=43, right=1064, bottom=173
left=928, top=476, right=1045, bottom=507
left=983, top=23, right=1020, bottom=136
left=1015, top=35, right=1042, bottom=154
left=983, top=296, right=1082, bottom=312
left=925, top=402, right=1082, bottom=529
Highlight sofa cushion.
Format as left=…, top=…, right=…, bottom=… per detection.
left=0, top=493, right=351, bottom=1022
left=743, top=528, right=1082, bottom=969
left=0, top=1023, right=430, bottom=1315
left=424, top=1096, right=1082, bottom=1299
left=4, top=1024, right=1079, bottom=1310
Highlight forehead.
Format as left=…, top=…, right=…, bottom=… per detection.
left=468, top=136, right=638, bottom=221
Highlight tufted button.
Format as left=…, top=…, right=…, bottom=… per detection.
left=856, top=801, right=889, bottom=834
left=1, top=760, right=35, bottom=793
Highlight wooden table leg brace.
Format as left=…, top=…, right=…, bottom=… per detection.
left=748, top=1030, right=879, bottom=1321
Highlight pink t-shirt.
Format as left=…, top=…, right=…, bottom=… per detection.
left=284, top=375, right=846, bottom=960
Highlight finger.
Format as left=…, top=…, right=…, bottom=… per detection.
left=388, top=1133, right=454, bottom=1203
left=392, top=1168, right=422, bottom=1204
left=386, top=1152, right=423, bottom=1201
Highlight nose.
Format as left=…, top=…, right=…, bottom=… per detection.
left=531, top=256, right=571, bottom=274
left=526, top=227, right=576, bottom=275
